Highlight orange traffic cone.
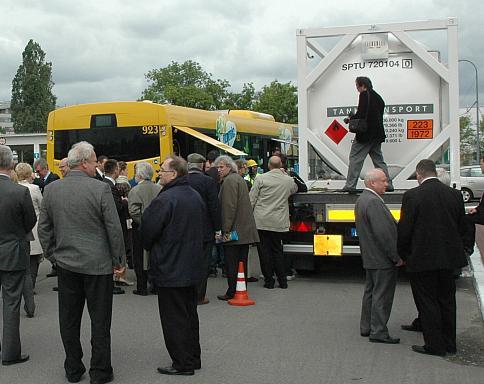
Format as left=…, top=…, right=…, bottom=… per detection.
left=228, top=261, right=255, bottom=306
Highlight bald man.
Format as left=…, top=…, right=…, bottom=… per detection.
left=355, top=168, right=401, bottom=344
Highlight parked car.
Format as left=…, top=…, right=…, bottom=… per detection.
left=460, top=165, right=484, bottom=202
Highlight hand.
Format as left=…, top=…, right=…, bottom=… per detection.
left=468, top=208, right=477, bottom=215
left=113, top=266, right=125, bottom=277
left=396, top=258, right=405, bottom=267
left=215, top=231, right=223, bottom=241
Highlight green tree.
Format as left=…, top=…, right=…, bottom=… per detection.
left=141, top=60, right=232, bottom=110
left=223, top=83, right=256, bottom=110
left=253, top=80, right=298, bottom=123
left=11, top=39, right=57, bottom=133
left=460, top=115, right=477, bottom=165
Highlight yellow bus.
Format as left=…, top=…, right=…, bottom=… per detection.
left=47, top=101, right=297, bottom=177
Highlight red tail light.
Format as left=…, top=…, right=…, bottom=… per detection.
left=290, top=221, right=315, bottom=232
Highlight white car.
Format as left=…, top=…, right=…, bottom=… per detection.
left=460, top=165, right=484, bottom=203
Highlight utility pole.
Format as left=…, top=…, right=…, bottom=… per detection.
left=459, top=59, right=480, bottom=163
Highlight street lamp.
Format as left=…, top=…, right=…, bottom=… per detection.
left=459, top=59, right=480, bottom=163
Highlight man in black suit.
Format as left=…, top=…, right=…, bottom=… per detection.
left=187, top=153, right=222, bottom=305
left=95, top=155, right=108, bottom=181
left=398, top=159, right=468, bottom=356
left=0, top=145, right=36, bottom=365
left=103, top=159, right=128, bottom=295
left=33, top=158, right=60, bottom=194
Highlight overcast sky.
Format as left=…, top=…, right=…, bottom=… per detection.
left=0, top=0, right=482, bottom=109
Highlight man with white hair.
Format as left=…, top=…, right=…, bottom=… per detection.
left=128, top=162, right=161, bottom=296
left=0, top=145, right=36, bottom=365
left=355, top=168, right=401, bottom=344
left=38, top=141, right=125, bottom=384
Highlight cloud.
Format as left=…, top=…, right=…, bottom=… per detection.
left=0, top=0, right=482, bottom=108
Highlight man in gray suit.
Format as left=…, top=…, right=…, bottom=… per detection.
left=0, top=145, right=36, bottom=366
left=355, top=168, right=401, bottom=344
left=38, top=141, right=125, bottom=384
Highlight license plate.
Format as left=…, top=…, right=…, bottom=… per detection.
left=314, top=234, right=342, bottom=256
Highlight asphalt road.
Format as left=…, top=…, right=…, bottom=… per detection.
left=1, top=259, right=483, bottom=384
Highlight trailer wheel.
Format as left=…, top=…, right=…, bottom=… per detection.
left=461, top=188, right=473, bottom=203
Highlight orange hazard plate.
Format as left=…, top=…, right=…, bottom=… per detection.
left=407, top=119, right=433, bottom=139
left=314, top=235, right=342, bottom=256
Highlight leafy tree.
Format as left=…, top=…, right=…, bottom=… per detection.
left=141, top=60, right=232, bottom=110
left=253, top=80, right=298, bottom=123
left=223, top=83, right=256, bottom=110
left=11, top=39, right=57, bottom=133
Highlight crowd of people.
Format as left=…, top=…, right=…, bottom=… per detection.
left=0, top=142, right=303, bottom=382
left=0, top=138, right=478, bottom=382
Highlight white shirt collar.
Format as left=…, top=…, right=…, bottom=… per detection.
left=364, top=187, right=384, bottom=202
left=421, top=176, right=438, bottom=184
left=105, top=176, right=115, bottom=185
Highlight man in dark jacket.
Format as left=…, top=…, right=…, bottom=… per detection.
left=187, top=153, right=222, bottom=305
left=342, top=76, right=393, bottom=193
left=142, top=155, right=206, bottom=376
left=0, top=145, right=36, bottom=366
left=398, top=159, right=468, bottom=356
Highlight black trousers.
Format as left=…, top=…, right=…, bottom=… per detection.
left=197, top=242, right=212, bottom=301
left=132, top=229, right=148, bottom=292
left=57, top=267, right=113, bottom=381
left=409, top=269, right=456, bottom=354
left=258, top=230, right=287, bottom=286
left=157, top=286, right=200, bottom=371
left=223, top=244, right=249, bottom=298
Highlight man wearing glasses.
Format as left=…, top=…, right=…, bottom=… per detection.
left=142, top=155, right=206, bottom=376
left=33, top=158, right=60, bottom=194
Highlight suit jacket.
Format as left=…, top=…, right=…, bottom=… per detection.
left=219, top=172, right=259, bottom=245
left=397, top=178, right=468, bottom=272
left=188, top=168, right=222, bottom=241
left=103, top=177, right=128, bottom=235
left=128, top=180, right=162, bottom=226
left=38, top=170, right=125, bottom=275
left=355, top=189, right=399, bottom=269
left=0, top=174, right=37, bottom=270
left=249, top=168, right=298, bottom=232
left=350, top=89, right=386, bottom=143
left=33, top=171, right=60, bottom=194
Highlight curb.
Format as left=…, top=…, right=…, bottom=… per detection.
left=469, top=245, right=484, bottom=321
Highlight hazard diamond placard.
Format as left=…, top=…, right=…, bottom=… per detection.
left=325, top=119, right=347, bottom=144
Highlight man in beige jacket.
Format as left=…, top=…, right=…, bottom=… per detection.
left=249, top=156, right=297, bottom=289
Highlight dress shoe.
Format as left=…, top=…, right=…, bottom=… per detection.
left=338, top=187, right=357, bottom=194
left=53, top=286, right=59, bottom=292
left=369, top=336, right=400, bottom=344
left=263, top=282, right=275, bottom=289
left=360, top=331, right=370, bottom=337
left=133, top=289, right=148, bottom=296
left=411, top=345, right=446, bottom=356
left=66, top=368, right=86, bottom=383
left=26, top=312, right=34, bottom=318
left=157, top=366, right=194, bottom=376
left=217, top=294, right=232, bottom=301
left=401, top=324, right=422, bottom=332
left=279, top=283, right=288, bottom=289
left=90, top=372, right=114, bottom=384
left=446, top=347, right=457, bottom=355
left=247, top=277, right=258, bottom=282
left=197, top=298, right=210, bottom=305
left=112, top=287, right=125, bottom=295
left=2, top=354, right=30, bottom=366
